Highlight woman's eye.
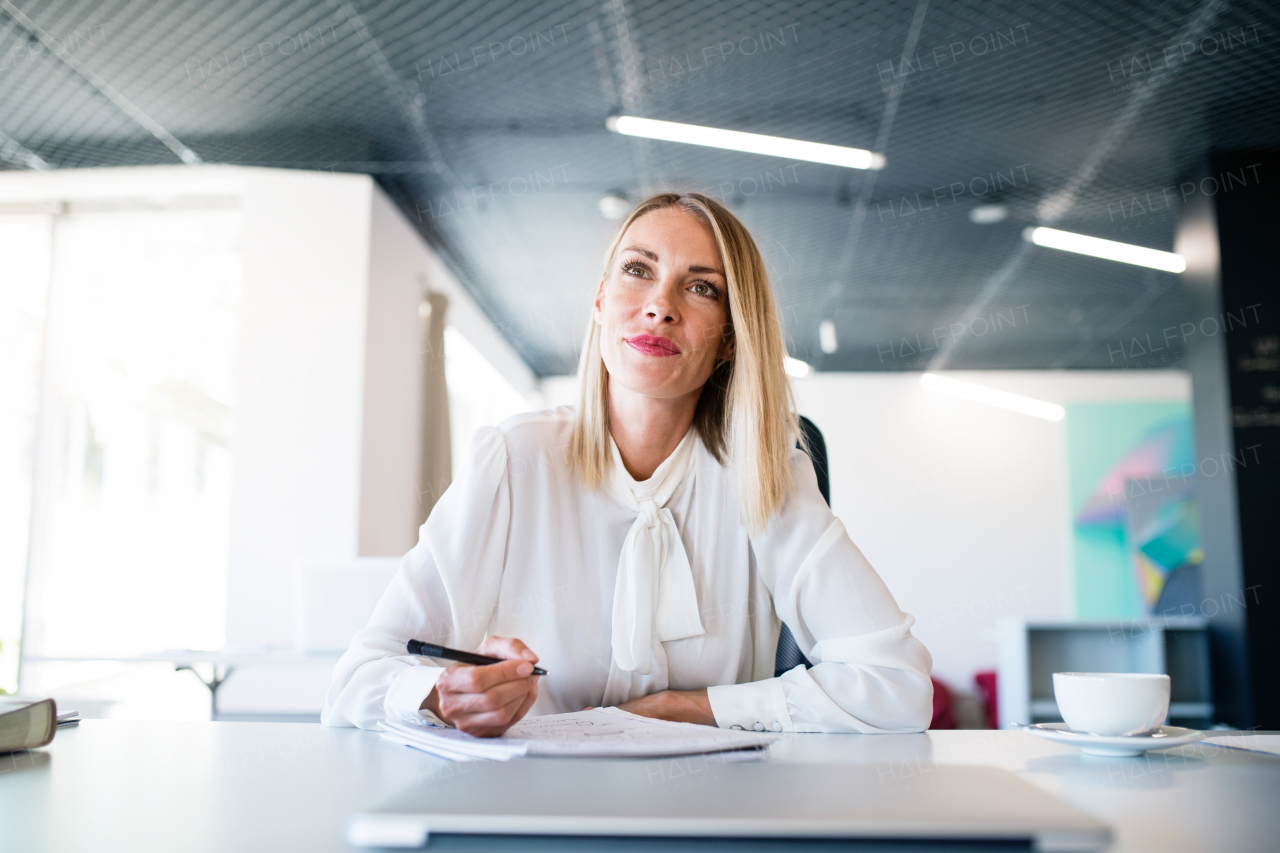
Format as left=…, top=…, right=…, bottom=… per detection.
left=690, top=282, right=716, bottom=296
left=623, top=263, right=645, bottom=277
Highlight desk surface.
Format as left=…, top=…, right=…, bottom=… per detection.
left=1, top=721, right=1276, bottom=853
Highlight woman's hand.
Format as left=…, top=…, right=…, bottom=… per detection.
left=615, top=689, right=716, bottom=726
left=421, top=637, right=540, bottom=737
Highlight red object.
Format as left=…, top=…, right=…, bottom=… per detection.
left=974, top=670, right=998, bottom=729
left=929, top=677, right=956, bottom=729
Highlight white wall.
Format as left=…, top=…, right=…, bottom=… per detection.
left=226, top=170, right=540, bottom=651
left=226, top=169, right=372, bottom=649
left=542, top=370, right=1191, bottom=690
left=798, top=370, right=1193, bottom=690
left=359, top=188, right=536, bottom=557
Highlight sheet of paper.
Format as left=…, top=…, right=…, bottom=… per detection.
left=379, top=727, right=522, bottom=761
left=1202, top=734, right=1280, bottom=757
left=379, top=707, right=777, bottom=761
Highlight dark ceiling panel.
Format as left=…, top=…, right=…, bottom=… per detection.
left=2, top=0, right=1277, bottom=374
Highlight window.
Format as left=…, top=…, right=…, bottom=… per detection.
left=3, top=206, right=241, bottom=694
left=0, top=215, right=53, bottom=692
left=444, top=325, right=533, bottom=471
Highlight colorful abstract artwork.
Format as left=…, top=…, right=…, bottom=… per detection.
left=1066, top=403, right=1202, bottom=618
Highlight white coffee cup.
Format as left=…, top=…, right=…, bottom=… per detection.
left=1052, top=672, right=1170, bottom=736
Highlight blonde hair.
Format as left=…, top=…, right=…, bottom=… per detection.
left=568, top=192, right=802, bottom=535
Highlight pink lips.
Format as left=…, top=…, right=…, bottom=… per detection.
left=625, top=334, right=682, bottom=357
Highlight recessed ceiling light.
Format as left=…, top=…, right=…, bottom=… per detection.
left=920, top=372, right=1065, bottom=421
left=784, top=357, right=812, bottom=378
left=968, top=204, right=1008, bottom=224
left=606, top=116, right=885, bottom=171
left=818, top=320, right=838, bottom=354
left=598, top=193, right=630, bottom=220
left=1023, top=226, right=1186, bottom=273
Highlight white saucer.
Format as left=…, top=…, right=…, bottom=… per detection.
left=1019, top=723, right=1205, bottom=757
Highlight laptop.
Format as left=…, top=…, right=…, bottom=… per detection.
left=348, top=759, right=1110, bottom=851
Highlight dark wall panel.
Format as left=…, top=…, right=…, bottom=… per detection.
left=1215, top=150, right=1280, bottom=728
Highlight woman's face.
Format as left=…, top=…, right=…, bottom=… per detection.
left=594, top=207, right=733, bottom=403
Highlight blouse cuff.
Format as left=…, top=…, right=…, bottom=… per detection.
left=706, top=677, right=794, bottom=733
left=385, top=664, right=449, bottom=727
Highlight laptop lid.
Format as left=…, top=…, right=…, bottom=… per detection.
left=348, top=759, right=1109, bottom=852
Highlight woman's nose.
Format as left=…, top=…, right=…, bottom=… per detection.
left=644, top=283, right=678, bottom=322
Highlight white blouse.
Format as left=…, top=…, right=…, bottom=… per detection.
left=322, top=407, right=934, bottom=734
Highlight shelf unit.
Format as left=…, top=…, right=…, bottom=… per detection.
left=996, top=617, right=1214, bottom=729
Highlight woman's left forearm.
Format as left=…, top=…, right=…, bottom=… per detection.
left=617, top=688, right=716, bottom=726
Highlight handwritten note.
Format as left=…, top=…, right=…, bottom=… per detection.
left=379, top=708, right=777, bottom=761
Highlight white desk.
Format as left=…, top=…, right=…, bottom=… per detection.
left=1, top=721, right=1276, bottom=852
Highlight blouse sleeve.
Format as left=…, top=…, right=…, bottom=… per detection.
left=320, top=427, right=511, bottom=730
left=706, top=448, right=934, bottom=733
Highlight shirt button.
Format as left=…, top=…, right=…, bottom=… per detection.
left=753, top=722, right=765, bottom=731
left=771, top=722, right=783, bottom=732
left=730, top=725, right=743, bottom=731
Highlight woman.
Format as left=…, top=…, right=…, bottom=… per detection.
left=323, top=193, right=933, bottom=737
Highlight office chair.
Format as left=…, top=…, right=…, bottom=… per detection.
left=774, top=416, right=829, bottom=677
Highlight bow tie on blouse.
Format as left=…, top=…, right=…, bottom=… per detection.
left=608, top=429, right=705, bottom=675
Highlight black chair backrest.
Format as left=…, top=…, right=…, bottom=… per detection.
left=774, top=416, right=828, bottom=677
left=798, top=415, right=830, bottom=507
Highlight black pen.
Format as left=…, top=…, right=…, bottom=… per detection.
left=406, top=639, right=547, bottom=675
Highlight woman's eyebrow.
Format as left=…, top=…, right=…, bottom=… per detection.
left=623, top=245, right=723, bottom=276
left=622, top=246, right=658, bottom=260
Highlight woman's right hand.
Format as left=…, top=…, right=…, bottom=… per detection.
left=420, top=636, right=540, bottom=737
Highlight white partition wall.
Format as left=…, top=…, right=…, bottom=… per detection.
left=358, top=188, right=536, bottom=557
left=795, top=370, right=1191, bottom=692
left=223, top=170, right=534, bottom=716
left=224, top=168, right=533, bottom=653
left=226, top=168, right=372, bottom=650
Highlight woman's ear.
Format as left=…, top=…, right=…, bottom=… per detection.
left=592, top=276, right=607, bottom=324
left=717, top=331, right=735, bottom=365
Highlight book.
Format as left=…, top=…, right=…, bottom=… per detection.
left=0, top=697, right=58, bottom=755
left=378, top=707, right=777, bottom=761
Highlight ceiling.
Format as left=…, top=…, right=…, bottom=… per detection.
left=2, top=0, right=1277, bottom=375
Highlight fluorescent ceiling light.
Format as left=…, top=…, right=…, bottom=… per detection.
left=968, top=204, right=1008, bottom=224
left=607, top=116, right=885, bottom=170
left=598, top=193, right=630, bottom=220
left=784, top=357, right=812, bottom=378
left=920, top=373, right=1065, bottom=421
left=818, top=319, right=838, bottom=354
left=1023, top=226, right=1186, bottom=273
